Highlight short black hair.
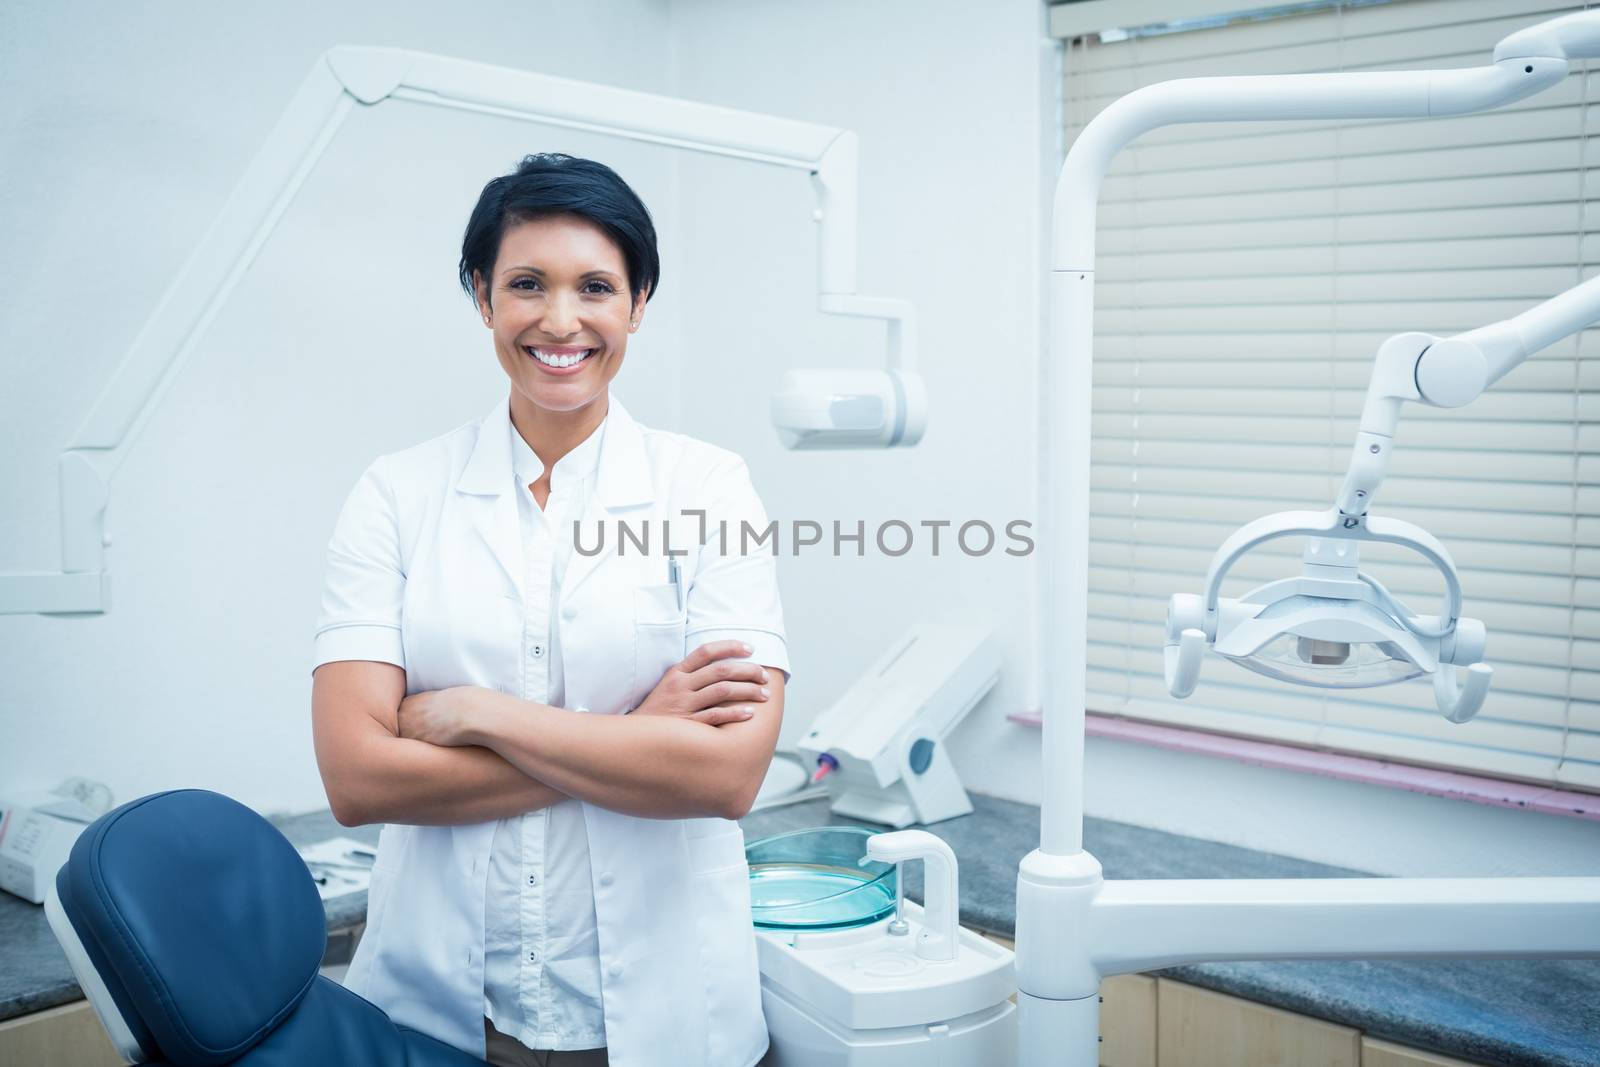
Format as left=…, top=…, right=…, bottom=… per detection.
left=458, top=153, right=660, bottom=307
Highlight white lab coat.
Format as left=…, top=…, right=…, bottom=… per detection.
left=313, top=393, right=790, bottom=1066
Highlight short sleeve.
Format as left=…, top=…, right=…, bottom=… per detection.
left=685, top=454, right=791, bottom=682
left=311, top=456, right=406, bottom=673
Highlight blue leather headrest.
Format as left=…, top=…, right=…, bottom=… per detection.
left=53, top=789, right=327, bottom=1066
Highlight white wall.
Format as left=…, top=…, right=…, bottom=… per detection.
left=666, top=0, right=1058, bottom=782
left=5, top=0, right=1597, bottom=879
left=0, top=0, right=682, bottom=814
left=3, top=0, right=1061, bottom=821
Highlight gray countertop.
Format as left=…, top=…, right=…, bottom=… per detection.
left=741, top=795, right=1599, bottom=1067
left=4, top=795, right=1593, bottom=1066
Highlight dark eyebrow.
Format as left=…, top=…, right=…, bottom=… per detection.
left=502, top=266, right=622, bottom=281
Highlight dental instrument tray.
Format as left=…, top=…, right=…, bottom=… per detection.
left=746, top=827, right=899, bottom=930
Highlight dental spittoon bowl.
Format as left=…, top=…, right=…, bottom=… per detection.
left=745, top=826, right=898, bottom=930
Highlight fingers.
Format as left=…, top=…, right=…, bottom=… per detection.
left=688, top=680, right=769, bottom=710
left=686, top=656, right=769, bottom=691
left=690, top=705, right=757, bottom=726
left=677, top=643, right=771, bottom=712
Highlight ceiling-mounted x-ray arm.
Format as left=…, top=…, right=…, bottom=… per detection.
left=1336, top=272, right=1600, bottom=518
left=4, top=46, right=916, bottom=616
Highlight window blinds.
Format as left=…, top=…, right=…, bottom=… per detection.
left=1060, top=0, right=1599, bottom=791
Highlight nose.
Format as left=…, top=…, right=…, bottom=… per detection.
left=539, top=290, right=582, bottom=339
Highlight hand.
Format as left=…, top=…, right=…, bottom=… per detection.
left=396, top=686, right=485, bottom=747
left=632, top=640, right=772, bottom=726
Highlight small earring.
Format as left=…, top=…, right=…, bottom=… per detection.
left=629, top=321, right=638, bottom=331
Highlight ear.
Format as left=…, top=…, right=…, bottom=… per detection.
left=473, top=270, right=493, bottom=323
left=629, top=286, right=651, bottom=330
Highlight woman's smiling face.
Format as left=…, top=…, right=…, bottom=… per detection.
left=475, top=213, right=644, bottom=417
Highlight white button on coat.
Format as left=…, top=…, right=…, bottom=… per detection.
left=314, top=393, right=791, bottom=1066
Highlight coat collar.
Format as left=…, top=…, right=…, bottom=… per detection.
left=456, top=391, right=654, bottom=509
left=455, top=391, right=654, bottom=606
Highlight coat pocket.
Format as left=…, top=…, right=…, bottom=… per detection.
left=633, top=582, right=685, bottom=625
left=630, top=584, right=687, bottom=708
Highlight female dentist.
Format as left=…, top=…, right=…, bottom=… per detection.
left=309, top=153, right=790, bottom=1067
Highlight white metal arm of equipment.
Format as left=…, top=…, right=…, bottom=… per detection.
left=1338, top=274, right=1600, bottom=514
left=4, top=46, right=917, bottom=616
left=1494, top=9, right=1600, bottom=62
left=1024, top=10, right=1600, bottom=1067
left=1317, top=275, right=1600, bottom=719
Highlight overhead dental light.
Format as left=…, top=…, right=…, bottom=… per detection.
left=1163, top=274, right=1600, bottom=724
left=1164, top=508, right=1489, bottom=719
left=1146, top=13, right=1600, bottom=723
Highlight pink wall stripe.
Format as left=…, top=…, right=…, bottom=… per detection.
left=1006, top=709, right=1600, bottom=822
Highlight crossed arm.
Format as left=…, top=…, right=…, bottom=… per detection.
left=311, top=641, right=784, bottom=827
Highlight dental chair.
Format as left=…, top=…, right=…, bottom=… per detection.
left=44, top=788, right=486, bottom=1066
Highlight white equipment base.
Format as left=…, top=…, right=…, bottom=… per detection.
left=757, top=901, right=1016, bottom=1066
left=798, top=622, right=999, bottom=828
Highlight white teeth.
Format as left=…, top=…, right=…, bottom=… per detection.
left=528, top=348, right=592, bottom=368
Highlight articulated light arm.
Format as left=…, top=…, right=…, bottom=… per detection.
left=1041, top=9, right=1599, bottom=855
left=1025, top=17, right=1600, bottom=1064
left=1056, top=7, right=1600, bottom=268
left=1338, top=272, right=1600, bottom=518
left=1495, top=9, right=1600, bottom=62
left=1054, top=62, right=1565, bottom=270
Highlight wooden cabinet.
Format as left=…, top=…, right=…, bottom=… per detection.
left=1101, top=973, right=1158, bottom=1066
left=0, top=1001, right=122, bottom=1067
left=1361, top=1036, right=1485, bottom=1067
left=975, top=929, right=1490, bottom=1067
left=1156, top=979, right=1360, bottom=1067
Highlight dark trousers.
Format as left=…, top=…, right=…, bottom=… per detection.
left=483, top=1017, right=609, bottom=1067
